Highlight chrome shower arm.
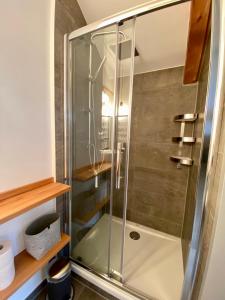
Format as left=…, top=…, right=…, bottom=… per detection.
left=90, top=56, right=106, bottom=82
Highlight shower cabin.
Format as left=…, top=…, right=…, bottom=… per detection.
left=64, top=1, right=222, bottom=299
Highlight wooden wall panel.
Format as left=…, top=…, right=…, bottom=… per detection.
left=183, top=0, right=211, bottom=84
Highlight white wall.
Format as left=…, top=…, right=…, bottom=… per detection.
left=0, top=0, right=55, bottom=299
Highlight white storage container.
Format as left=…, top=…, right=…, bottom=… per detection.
left=0, top=240, right=15, bottom=290
left=24, top=213, right=60, bottom=260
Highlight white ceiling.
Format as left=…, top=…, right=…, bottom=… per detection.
left=77, top=0, right=157, bottom=23
left=77, top=0, right=191, bottom=73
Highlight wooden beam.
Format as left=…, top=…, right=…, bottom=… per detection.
left=183, top=0, right=211, bottom=84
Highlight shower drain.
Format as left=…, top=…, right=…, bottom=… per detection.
left=129, top=231, right=140, bottom=240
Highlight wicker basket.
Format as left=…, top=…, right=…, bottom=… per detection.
left=24, top=213, right=60, bottom=260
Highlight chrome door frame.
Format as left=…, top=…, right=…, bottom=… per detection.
left=107, top=23, right=119, bottom=278
left=182, top=1, right=225, bottom=299
left=64, top=33, right=72, bottom=242
left=63, top=0, right=225, bottom=299
left=68, top=0, right=189, bottom=41
left=120, top=18, right=136, bottom=281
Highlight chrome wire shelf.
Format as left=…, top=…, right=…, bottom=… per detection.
left=172, top=137, right=196, bottom=143
left=174, top=113, right=198, bottom=122
left=170, top=156, right=193, bottom=166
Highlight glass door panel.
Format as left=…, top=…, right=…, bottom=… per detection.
left=109, top=19, right=136, bottom=281
left=69, top=18, right=135, bottom=282
left=70, top=24, right=118, bottom=275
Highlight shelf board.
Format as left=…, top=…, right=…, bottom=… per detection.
left=73, top=197, right=109, bottom=224
left=172, top=137, right=196, bottom=143
left=0, top=178, right=70, bottom=224
left=0, top=233, right=70, bottom=300
left=73, top=162, right=112, bottom=182
left=174, top=113, right=198, bottom=122
left=170, top=156, right=193, bottom=166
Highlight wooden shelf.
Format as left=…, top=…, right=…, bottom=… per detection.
left=73, top=162, right=112, bottom=182
left=73, top=197, right=109, bottom=224
left=0, top=234, right=70, bottom=300
left=0, top=178, right=70, bottom=224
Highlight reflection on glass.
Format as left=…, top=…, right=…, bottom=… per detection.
left=70, top=24, right=117, bottom=275
left=70, top=19, right=135, bottom=282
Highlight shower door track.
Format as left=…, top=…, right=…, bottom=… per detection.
left=64, top=1, right=225, bottom=299
left=71, top=260, right=152, bottom=300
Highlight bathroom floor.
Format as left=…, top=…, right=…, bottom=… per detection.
left=36, top=277, right=116, bottom=300
left=73, top=278, right=114, bottom=300
left=73, top=214, right=184, bottom=300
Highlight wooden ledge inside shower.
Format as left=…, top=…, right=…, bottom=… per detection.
left=73, top=196, right=109, bottom=224
left=73, top=162, right=112, bottom=181
left=0, top=233, right=70, bottom=300
left=0, top=177, right=71, bottom=224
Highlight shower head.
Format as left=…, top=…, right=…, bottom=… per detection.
left=91, top=30, right=139, bottom=61
left=89, top=31, right=126, bottom=82
left=91, top=31, right=126, bottom=43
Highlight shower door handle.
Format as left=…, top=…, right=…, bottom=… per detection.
left=116, top=142, right=125, bottom=189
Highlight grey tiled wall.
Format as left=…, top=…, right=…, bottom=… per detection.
left=127, top=67, right=198, bottom=236
left=55, top=0, right=86, bottom=228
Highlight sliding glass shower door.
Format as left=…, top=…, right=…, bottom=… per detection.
left=68, top=19, right=135, bottom=281
left=108, top=19, right=135, bottom=281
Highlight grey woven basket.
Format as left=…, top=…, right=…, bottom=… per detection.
left=24, top=213, right=60, bottom=260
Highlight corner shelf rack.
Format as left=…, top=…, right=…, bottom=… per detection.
left=170, top=113, right=198, bottom=167
left=0, top=177, right=71, bottom=224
